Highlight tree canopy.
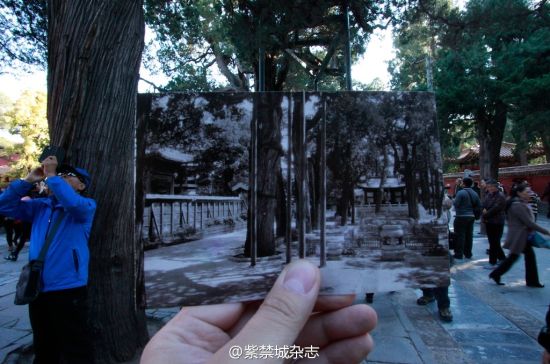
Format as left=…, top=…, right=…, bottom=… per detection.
left=390, top=0, right=550, bottom=175
left=0, top=0, right=47, bottom=73
left=144, top=0, right=403, bottom=91
left=1, top=90, right=48, bottom=176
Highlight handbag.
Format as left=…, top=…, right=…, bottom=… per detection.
left=14, top=211, right=65, bottom=305
left=466, top=190, right=481, bottom=220
left=528, top=231, right=550, bottom=249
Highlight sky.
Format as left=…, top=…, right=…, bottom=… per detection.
left=0, top=27, right=394, bottom=99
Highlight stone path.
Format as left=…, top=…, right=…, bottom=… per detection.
left=2, top=216, right=550, bottom=363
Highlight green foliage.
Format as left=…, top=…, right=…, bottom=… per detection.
left=3, top=90, right=48, bottom=177
left=503, top=23, right=550, bottom=152
left=391, top=0, right=550, bottom=172
left=163, top=64, right=222, bottom=91
left=354, top=77, right=386, bottom=91
left=0, top=0, right=47, bottom=72
left=144, top=0, right=402, bottom=91
left=0, top=91, right=12, bottom=130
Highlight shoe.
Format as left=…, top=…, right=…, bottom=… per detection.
left=453, top=255, right=463, bottom=259
left=465, top=255, right=472, bottom=259
left=489, top=272, right=505, bottom=285
left=439, top=308, right=453, bottom=322
left=417, top=296, right=435, bottom=305
left=4, top=254, right=16, bottom=261
left=365, top=293, right=374, bottom=303
left=526, top=283, right=545, bottom=288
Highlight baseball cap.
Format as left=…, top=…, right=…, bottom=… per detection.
left=56, top=164, right=91, bottom=188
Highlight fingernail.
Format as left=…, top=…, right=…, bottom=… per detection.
left=283, top=260, right=317, bottom=295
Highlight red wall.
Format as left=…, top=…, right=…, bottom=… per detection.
left=443, top=173, right=550, bottom=197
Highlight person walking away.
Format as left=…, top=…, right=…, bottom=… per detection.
left=453, top=177, right=463, bottom=199
left=5, top=216, right=31, bottom=261
left=478, top=178, right=488, bottom=236
left=0, top=156, right=96, bottom=363
left=5, top=185, right=48, bottom=261
left=3, top=216, right=21, bottom=257
left=489, top=182, right=550, bottom=287
left=482, top=179, right=506, bottom=268
left=453, top=177, right=481, bottom=259
left=526, top=183, right=540, bottom=221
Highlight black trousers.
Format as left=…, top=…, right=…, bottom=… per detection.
left=4, top=220, right=21, bottom=250
left=491, top=242, right=541, bottom=286
left=486, top=222, right=506, bottom=265
left=453, top=216, right=475, bottom=258
left=421, top=286, right=450, bottom=310
left=11, top=222, right=31, bottom=258
left=29, top=286, right=94, bottom=364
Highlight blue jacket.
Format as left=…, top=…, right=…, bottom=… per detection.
left=0, top=177, right=96, bottom=292
left=453, top=187, right=481, bottom=217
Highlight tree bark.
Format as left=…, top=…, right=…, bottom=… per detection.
left=47, top=1, right=146, bottom=362
left=517, top=130, right=529, bottom=165
left=255, top=93, right=283, bottom=256
left=541, top=132, right=550, bottom=163
left=476, top=101, right=506, bottom=180
left=244, top=93, right=283, bottom=256
left=275, top=165, right=287, bottom=238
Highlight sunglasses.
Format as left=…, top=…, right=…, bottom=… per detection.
left=57, top=172, right=85, bottom=183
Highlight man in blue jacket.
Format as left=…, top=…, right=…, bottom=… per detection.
left=0, top=156, right=96, bottom=363
left=453, top=177, right=481, bottom=259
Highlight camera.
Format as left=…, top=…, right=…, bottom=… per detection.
left=38, top=146, right=65, bottom=164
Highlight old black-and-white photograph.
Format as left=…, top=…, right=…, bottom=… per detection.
left=138, top=91, right=450, bottom=308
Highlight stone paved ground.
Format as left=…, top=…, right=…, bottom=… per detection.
left=1, top=212, right=550, bottom=363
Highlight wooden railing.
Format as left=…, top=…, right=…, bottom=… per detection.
left=142, top=194, right=246, bottom=246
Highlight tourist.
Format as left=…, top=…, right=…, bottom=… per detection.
left=489, top=182, right=550, bottom=287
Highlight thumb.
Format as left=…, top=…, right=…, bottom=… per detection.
left=220, top=260, right=320, bottom=359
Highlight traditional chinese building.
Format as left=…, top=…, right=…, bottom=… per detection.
left=450, top=142, right=545, bottom=172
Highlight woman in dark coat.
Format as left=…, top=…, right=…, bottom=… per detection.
left=489, top=182, right=550, bottom=286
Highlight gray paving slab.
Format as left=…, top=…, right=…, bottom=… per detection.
left=366, top=336, right=423, bottom=364
left=0, top=327, right=28, bottom=350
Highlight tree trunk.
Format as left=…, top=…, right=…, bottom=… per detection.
left=47, top=1, right=146, bottom=362
left=275, top=165, right=286, bottom=238
left=541, top=132, right=550, bottom=163
left=256, top=93, right=283, bottom=256
left=476, top=102, right=506, bottom=181
left=244, top=93, right=283, bottom=257
left=338, top=178, right=353, bottom=226
left=401, top=142, right=418, bottom=219
left=517, top=130, right=529, bottom=165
